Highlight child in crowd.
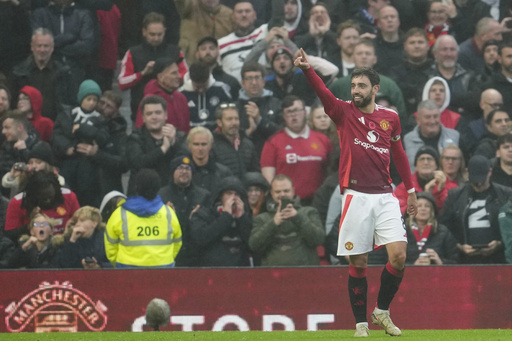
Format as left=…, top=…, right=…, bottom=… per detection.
left=52, top=80, right=109, bottom=207
left=10, top=213, right=58, bottom=269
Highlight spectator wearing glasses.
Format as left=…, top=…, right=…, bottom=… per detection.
left=440, top=144, right=467, bottom=190
left=9, top=212, right=58, bottom=269
left=260, top=95, right=332, bottom=204
left=211, top=103, right=259, bottom=181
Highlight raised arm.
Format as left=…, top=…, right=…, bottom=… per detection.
left=294, top=49, right=338, bottom=115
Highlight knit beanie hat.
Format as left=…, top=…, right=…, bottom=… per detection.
left=28, top=141, right=54, bottom=166
left=77, top=79, right=101, bottom=105
left=414, top=146, right=439, bottom=167
left=170, top=155, right=193, bottom=174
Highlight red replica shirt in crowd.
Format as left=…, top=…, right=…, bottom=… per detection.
left=5, top=188, right=80, bottom=235
left=260, top=127, right=332, bottom=199
left=304, top=67, right=414, bottom=194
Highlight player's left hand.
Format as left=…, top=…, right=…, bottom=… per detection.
left=406, top=192, right=418, bottom=216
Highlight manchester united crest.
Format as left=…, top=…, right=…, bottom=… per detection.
left=380, top=120, right=390, bottom=131
left=311, top=142, right=319, bottom=150
left=345, top=242, right=354, bottom=250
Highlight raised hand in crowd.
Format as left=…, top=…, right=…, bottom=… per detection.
left=161, top=123, right=176, bottom=153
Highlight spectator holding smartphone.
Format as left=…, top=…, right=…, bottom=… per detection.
left=440, top=155, right=512, bottom=264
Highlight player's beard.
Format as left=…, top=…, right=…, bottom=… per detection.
left=352, top=92, right=372, bottom=108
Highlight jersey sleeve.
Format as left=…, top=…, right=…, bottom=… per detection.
left=117, top=50, right=142, bottom=90
left=303, top=68, right=342, bottom=120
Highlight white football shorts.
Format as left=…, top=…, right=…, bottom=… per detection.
left=336, top=188, right=407, bottom=256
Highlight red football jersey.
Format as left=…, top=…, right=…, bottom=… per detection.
left=304, top=68, right=412, bottom=194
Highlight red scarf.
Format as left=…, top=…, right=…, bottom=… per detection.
left=425, top=23, right=450, bottom=47
left=412, top=224, right=432, bottom=252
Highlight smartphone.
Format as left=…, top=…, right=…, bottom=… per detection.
left=280, top=198, right=293, bottom=208
left=84, top=257, right=95, bottom=264
left=506, top=19, right=512, bottom=29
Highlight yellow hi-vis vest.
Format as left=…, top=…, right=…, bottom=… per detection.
left=105, top=204, right=182, bottom=267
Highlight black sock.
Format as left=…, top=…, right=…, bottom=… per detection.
left=377, top=262, right=404, bottom=310
left=348, top=275, right=368, bottom=323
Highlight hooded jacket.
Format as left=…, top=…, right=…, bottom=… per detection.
left=420, top=77, right=461, bottom=129
left=105, top=195, right=182, bottom=267
left=250, top=196, right=325, bottom=266
left=178, top=73, right=232, bottom=131
left=189, top=177, right=253, bottom=266
left=20, top=86, right=54, bottom=142
left=135, top=79, right=190, bottom=133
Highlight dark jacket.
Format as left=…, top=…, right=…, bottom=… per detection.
left=11, top=55, right=77, bottom=118
left=92, top=115, right=129, bottom=196
left=57, top=228, right=110, bottom=268
left=236, top=89, right=282, bottom=156
left=440, top=183, right=512, bottom=264
left=212, top=64, right=240, bottom=101
left=126, top=126, right=186, bottom=195
left=482, top=71, right=512, bottom=114
left=374, top=34, right=405, bottom=76
left=264, top=70, right=317, bottom=106
left=158, top=181, right=210, bottom=267
left=250, top=196, right=325, bottom=266
left=405, top=224, right=459, bottom=264
left=212, top=131, right=260, bottom=181
left=293, top=30, right=339, bottom=61
left=9, top=235, right=58, bottom=269
left=31, top=3, right=95, bottom=62
left=191, top=157, right=233, bottom=193
left=189, top=177, right=253, bottom=267
left=473, top=132, right=498, bottom=160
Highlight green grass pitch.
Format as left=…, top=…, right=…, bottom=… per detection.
left=1, top=330, right=512, bottom=340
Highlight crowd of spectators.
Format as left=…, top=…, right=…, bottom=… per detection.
left=1, top=0, right=512, bottom=269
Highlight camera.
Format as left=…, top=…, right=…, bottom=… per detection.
left=506, top=19, right=512, bottom=29
left=13, top=162, right=28, bottom=172
left=84, top=257, right=95, bottom=264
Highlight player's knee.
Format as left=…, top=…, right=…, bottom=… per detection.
left=389, top=252, right=406, bottom=269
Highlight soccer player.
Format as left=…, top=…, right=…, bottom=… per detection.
left=295, top=49, right=417, bottom=337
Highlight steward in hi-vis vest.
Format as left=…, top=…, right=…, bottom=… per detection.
left=105, top=169, right=182, bottom=267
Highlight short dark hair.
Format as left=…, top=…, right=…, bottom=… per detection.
left=497, top=132, right=512, bottom=148
left=189, top=62, right=210, bottom=83
left=102, top=90, right=122, bottom=109
left=499, top=41, right=512, bottom=56
left=281, top=95, right=304, bottom=111
left=486, top=109, right=510, bottom=125
left=404, top=27, right=428, bottom=43
left=139, top=95, right=167, bottom=114
left=134, top=168, right=161, bottom=200
left=351, top=67, right=380, bottom=87
left=142, top=12, right=165, bottom=29
left=241, top=61, right=266, bottom=79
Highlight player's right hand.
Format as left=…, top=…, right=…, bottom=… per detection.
left=294, top=48, right=310, bottom=70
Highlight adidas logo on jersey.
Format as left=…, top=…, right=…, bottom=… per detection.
left=285, top=145, right=292, bottom=150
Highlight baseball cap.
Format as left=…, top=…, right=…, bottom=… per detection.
left=468, top=155, right=491, bottom=184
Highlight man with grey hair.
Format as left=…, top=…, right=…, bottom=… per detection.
left=186, top=126, right=232, bottom=193
left=428, top=34, right=479, bottom=114
left=404, top=99, right=460, bottom=172
left=11, top=28, right=75, bottom=120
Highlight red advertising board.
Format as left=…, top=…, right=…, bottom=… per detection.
left=1, top=266, right=511, bottom=333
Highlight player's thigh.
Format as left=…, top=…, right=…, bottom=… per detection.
left=373, top=193, right=407, bottom=247
left=337, top=191, right=375, bottom=256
